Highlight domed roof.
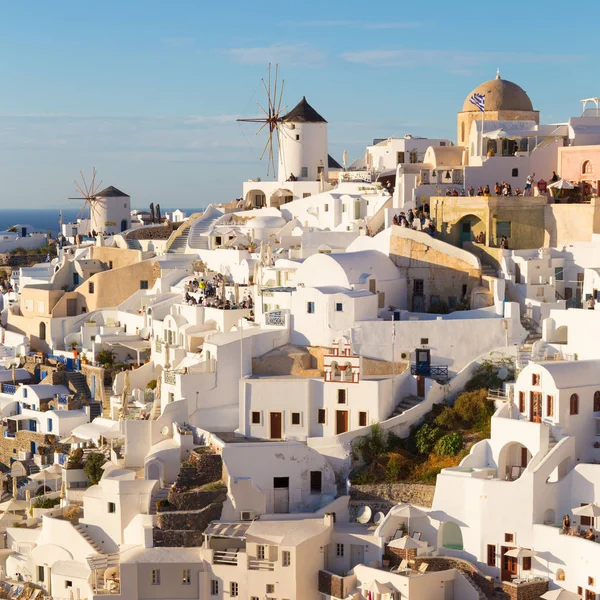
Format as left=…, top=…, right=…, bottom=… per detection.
left=462, top=75, right=533, bottom=113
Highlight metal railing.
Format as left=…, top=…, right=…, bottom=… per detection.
left=163, top=371, right=176, bottom=385
left=488, top=389, right=510, bottom=402
left=410, top=364, right=449, bottom=379
left=265, top=310, right=285, bottom=326
left=248, top=558, right=275, bottom=571
left=2, top=384, right=17, bottom=394
left=213, top=550, right=239, bottom=566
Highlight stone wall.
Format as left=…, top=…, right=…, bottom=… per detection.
left=126, top=225, right=175, bottom=241
left=166, top=488, right=226, bottom=511
left=155, top=498, right=225, bottom=531
left=188, top=448, right=223, bottom=484
left=349, top=483, right=436, bottom=518
left=0, top=430, right=53, bottom=468
left=501, top=580, right=548, bottom=600
left=0, top=253, right=48, bottom=267
left=152, top=529, right=204, bottom=548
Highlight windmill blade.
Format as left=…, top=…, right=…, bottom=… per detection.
left=276, top=78, right=285, bottom=117
left=256, top=121, right=269, bottom=135
left=259, top=135, right=271, bottom=161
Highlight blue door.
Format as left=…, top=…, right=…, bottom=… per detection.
left=29, top=419, right=37, bottom=432
left=30, top=441, right=37, bottom=454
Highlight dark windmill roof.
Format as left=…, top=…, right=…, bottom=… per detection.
left=328, top=154, right=343, bottom=169
left=281, top=97, right=327, bottom=124
left=96, top=186, right=130, bottom=198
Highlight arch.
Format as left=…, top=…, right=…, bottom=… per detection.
left=456, top=214, right=484, bottom=248
left=39, top=322, right=46, bottom=342
left=244, top=189, right=266, bottom=209
left=582, top=160, right=593, bottom=176
left=497, top=441, right=530, bottom=480
left=543, top=508, right=556, bottom=524
left=146, top=460, right=162, bottom=483
left=569, top=393, right=579, bottom=415
left=120, top=219, right=128, bottom=232
left=553, top=325, right=568, bottom=345
left=439, top=521, right=463, bottom=550
left=35, top=485, right=52, bottom=497
left=343, top=362, right=353, bottom=382
left=594, top=391, right=600, bottom=412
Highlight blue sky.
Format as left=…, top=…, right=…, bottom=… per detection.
left=0, top=0, right=597, bottom=209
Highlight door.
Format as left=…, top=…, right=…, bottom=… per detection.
left=66, top=298, right=77, bottom=317
left=530, top=392, right=542, bottom=423
left=270, top=412, right=282, bottom=439
left=121, top=219, right=128, bottom=232
left=350, top=544, right=365, bottom=569
left=444, top=580, right=454, bottom=600
left=521, top=447, right=529, bottom=468
left=515, top=264, right=521, bottom=285
left=577, top=273, right=584, bottom=306
left=273, top=477, right=289, bottom=513
left=30, top=441, right=37, bottom=454
left=417, top=376, right=426, bottom=398
left=21, top=227, right=27, bottom=237
left=413, top=295, right=425, bottom=312
left=501, top=546, right=518, bottom=581
left=336, top=410, right=349, bottom=434
left=460, top=221, right=472, bottom=247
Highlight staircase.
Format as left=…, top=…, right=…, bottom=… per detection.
left=462, top=572, right=487, bottom=600
left=67, top=372, right=91, bottom=398
left=188, top=214, right=221, bottom=250
left=73, top=523, right=104, bottom=554
left=391, top=395, right=422, bottom=417
left=517, top=327, right=542, bottom=370
left=86, top=401, right=103, bottom=420
left=481, top=264, right=497, bottom=278
left=126, top=238, right=138, bottom=250
left=149, top=393, right=161, bottom=420
left=149, top=487, right=170, bottom=515
left=168, top=225, right=191, bottom=254
left=102, top=385, right=114, bottom=418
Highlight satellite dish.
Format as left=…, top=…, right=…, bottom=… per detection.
left=357, top=506, right=372, bottom=524
left=374, top=511, right=385, bottom=526
left=161, top=426, right=170, bottom=436
left=498, top=367, right=509, bottom=380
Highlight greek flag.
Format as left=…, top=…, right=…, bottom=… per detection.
left=469, top=93, right=486, bottom=112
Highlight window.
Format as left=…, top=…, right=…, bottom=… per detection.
left=359, top=411, right=368, bottom=427
left=318, top=409, right=326, bottom=424
left=230, top=582, right=239, bottom=597
left=336, top=543, right=344, bottom=557
left=496, top=221, right=512, bottom=239
left=291, top=412, right=301, bottom=426
left=570, top=393, right=579, bottom=415
left=295, top=134, right=300, bottom=141
left=519, top=391, right=526, bottom=413
left=546, top=395, right=554, bottom=417
left=109, top=261, right=113, bottom=269
left=47, top=418, right=53, bottom=432
left=88, top=282, right=94, bottom=294
left=585, top=590, right=595, bottom=600
left=420, top=338, right=429, bottom=345
left=448, top=296, right=458, bottom=309
left=578, top=588, right=583, bottom=597
left=257, top=545, right=266, bottom=560
left=413, top=279, right=424, bottom=295
left=282, top=550, right=291, bottom=566
left=23, top=388, right=28, bottom=398
left=532, top=374, right=540, bottom=386
left=182, top=569, right=191, bottom=584
left=303, top=193, right=311, bottom=198
left=594, top=391, right=600, bottom=412
left=335, top=303, right=343, bottom=312
left=589, top=577, right=595, bottom=586
left=307, top=301, right=315, bottom=314
left=555, top=267, right=564, bottom=281
left=301, top=167, right=308, bottom=178
left=266, top=584, right=275, bottom=594
left=504, top=533, right=514, bottom=543
left=251, top=411, right=261, bottom=425
left=310, top=471, right=322, bottom=493
left=582, top=160, right=593, bottom=175
left=108, top=502, right=116, bottom=513
left=337, top=389, right=347, bottom=404
left=151, top=569, right=160, bottom=585
left=342, top=204, right=347, bottom=212
left=211, top=580, right=219, bottom=595
left=324, top=204, right=329, bottom=212
left=65, top=580, right=73, bottom=588
left=140, top=280, right=149, bottom=290
left=487, top=544, right=496, bottom=566
left=580, top=504, right=592, bottom=527
left=38, top=566, right=44, bottom=582
left=512, top=168, right=519, bottom=177
left=430, top=295, right=440, bottom=307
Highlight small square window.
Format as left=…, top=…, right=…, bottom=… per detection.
left=65, top=580, right=73, bottom=588
left=318, top=409, right=326, bottom=424
left=88, top=282, right=95, bottom=294
left=282, top=550, right=291, bottom=567
left=295, top=134, right=300, bottom=141
left=512, top=168, right=519, bottom=177
left=324, top=204, right=329, bottom=212
left=230, top=582, right=239, bottom=597
left=335, top=303, right=343, bottom=312
left=504, top=533, right=514, bottom=543
left=291, top=412, right=301, bottom=426
left=359, top=411, right=367, bottom=427
left=301, top=167, right=308, bottom=178
left=307, top=302, right=315, bottom=314
left=337, top=389, right=347, bottom=404
left=108, top=502, right=116, bottom=513
left=266, top=584, right=275, bottom=594
left=588, top=576, right=595, bottom=586
left=420, top=338, right=429, bottom=345
left=257, top=545, right=265, bottom=560
left=532, top=374, right=540, bottom=386
left=251, top=411, right=261, bottom=425
left=140, top=280, right=149, bottom=290
left=182, top=569, right=191, bottom=585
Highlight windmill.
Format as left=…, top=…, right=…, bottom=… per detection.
left=69, top=168, right=103, bottom=228
left=237, top=63, right=287, bottom=176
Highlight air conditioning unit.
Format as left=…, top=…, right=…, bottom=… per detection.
left=240, top=510, right=257, bottom=522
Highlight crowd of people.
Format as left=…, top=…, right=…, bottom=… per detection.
left=441, top=172, right=561, bottom=199
left=184, top=275, right=254, bottom=311
left=562, top=514, right=596, bottom=541
left=392, top=205, right=437, bottom=237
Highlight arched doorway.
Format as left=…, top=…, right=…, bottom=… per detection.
left=245, top=190, right=266, bottom=209
left=456, top=214, right=483, bottom=248
left=39, top=322, right=46, bottom=342
left=497, top=441, right=530, bottom=480
left=121, top=219, right=128, bottom=232
left=146, top=461, right=161, bottom=484
left=439, top=521, right=463, bottom=550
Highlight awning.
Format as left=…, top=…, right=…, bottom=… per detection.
left=7, top=414, right=31, bottom=421
left=109, top=340, right=151, bottom=351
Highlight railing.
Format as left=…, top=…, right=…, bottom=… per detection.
left=4, top=430, right=16, bottom=438
left=488, top=389, right=510, bottom=402
left=265, top=310, right=285, bottom=326
left=213, top=550, right=239, bottom=566
left=2, top=384, right=17, bottom=394
left=163, top=371, right=176, bottom=385
left=155, top=339, right=162, bottom=352
left=248, top=558, right=275, bottom=571
left=57, top=394, right=69, bottom=405
left=410, top=364, right=449, bottom=379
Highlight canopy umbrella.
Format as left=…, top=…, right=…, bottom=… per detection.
left=259, top=241, right=266, bottom=266
left=504, top=547, right=537, bottom=560
left=391, top=504, right=426, bottom=535
left=60, top=434, right=89, bottom=445
left=572, top=503, right=600, bottom=519
left=360, top=580, right=395, bottom=594
left=266, top=242, right=273, bottom=266
left=387, top=535, right=423, bottom=550
left=541, top=589, right=582, bottom=600
left=30, top=464, right=63, bottom=496
left=547, top=179, right=575, bottom=190
left=0, top=498, right=28, bottom=513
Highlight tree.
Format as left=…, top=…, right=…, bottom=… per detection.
left=83, top=452, right=106, bottom=485
left=149, top=203, right=155, bottom=224
left=156, top=204, right=162, bottom=223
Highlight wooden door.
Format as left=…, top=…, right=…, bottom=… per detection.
left=270, top=412, right=282, bottom=439
left=501, top=546, right=518, bottom=581
left=336, top=410, right=349, bottom=434
left=417, top=376, right=425, bottom=398
left=530, top=392, right=542, bottom=423
left=521, top=447, right=529, bottom=468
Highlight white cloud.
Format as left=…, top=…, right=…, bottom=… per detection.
left=219, top=43, right=325, bottom=67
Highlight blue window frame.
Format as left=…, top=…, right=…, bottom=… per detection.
left=307, top=302, right=315, bottom=314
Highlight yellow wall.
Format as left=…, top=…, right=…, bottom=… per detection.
left=543, top=198, right=600, bottom=247
left=89, top=245, right=144, bottom=269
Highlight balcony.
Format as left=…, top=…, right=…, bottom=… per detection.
left=410, top=364, right=449, bottom=379
left=318, top=570, right=356, bottom=599
left=265, top=310, right=285, bottom=326
left=212, top=550, right=239, bottom=566
left=248, top=558, right=275, bottom=571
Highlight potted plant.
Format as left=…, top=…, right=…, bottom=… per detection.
left=81, top=353, right=89, bottom=365
left=70, top=340, right=79, bottom=357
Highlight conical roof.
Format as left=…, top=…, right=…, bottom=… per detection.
left=96, top=186, right=130, bottom=198
left=282, top=97, right=327, bottom=123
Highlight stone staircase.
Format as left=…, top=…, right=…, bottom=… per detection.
left=390, top=395, right=422, bottom=418
left=168, top=226, right=191, bottom=254
left=463, top=572, right=487, bottom=600
left=126, top=238, right=138, bottom=250
left=517, top=328, right=542, bottom=370
left=149, top=487, right=170, bottom=515
left=66, top=372, right=91, bottom=398
left=86, top=401, right=103, bottom=420
left=149, top=392, right=161, bottom=420
left=188, top=214, right=221, bottom=250
left=73, top=523, right=104, bottom=554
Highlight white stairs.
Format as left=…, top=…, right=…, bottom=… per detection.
left=188, top=214, right=221, bottom=250
left=150, top=487, right=170, bottom=515
left=168, top=226, right=191, bottom=254
left=391, top=395, right=421, bottom=417
left=73, top=523, right=104, bottom=554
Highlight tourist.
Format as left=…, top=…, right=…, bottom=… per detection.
left=407, top=209, right=414, bottom=226
left=494, top=182, right=501, bottom=195
left=585, top=528, right=595, bottom=541
left=551, top=171, right=560, bottom=183
left=589, top=296, right=596, bottom=310
left=477, top=187, right=484, bottom=196
left=515, top=187, right=522, bottom=196
left=460, top=188, right=466, bottom=196
left=500, top=235, right=509, bottom=249
left=393, top=215, right=399, bottom=225
left=562, top=514, right=571, bottom=534
left=525, top=173, right=535, bottom=196
left=476, top=231, right=484, bottom=244
left=468, top=186, right=475, bottom=196
left=483, top=184, right=491, bottom=196
left=452, top=189, right=459, bottom=197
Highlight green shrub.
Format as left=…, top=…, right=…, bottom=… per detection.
left=83, top=452, right=106, bottom=485
left=453, top=389, right=494, bottom=430
left=434, top=406, right=460, bottom=430
left=354, top=423, right=387, bottom=463
left=386, top=430, right=404, bottom=451
left=146, top=379, right=157, bottom=390
left=156, top=499, right=170, bottom=508
left=68, top=447, right=83, bottom=464
left=434, top=433, right=464, bottom=456
left=98, top=349, right=115, bottom=368
left=201, top=481, right=227, bottom=492
left=414, top=423, right=442, bottom=455
left=465, top=357, right=515, bottom=392
left=32, top=496, right=60, bottom=509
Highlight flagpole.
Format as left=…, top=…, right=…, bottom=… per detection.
left=480, top=106, right=485, bottom=159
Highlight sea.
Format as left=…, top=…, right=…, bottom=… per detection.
left=0, top=208, right=205, bottom=236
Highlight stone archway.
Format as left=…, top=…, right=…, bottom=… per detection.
left=146, top=461, right=162, bottom=484
left=456, top=214, right=484, bottom=248
left=439, top=521, right=463, bottom=550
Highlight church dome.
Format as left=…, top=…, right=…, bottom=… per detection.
left=462, top=75, right=533, bottom=112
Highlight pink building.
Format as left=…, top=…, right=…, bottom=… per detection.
left=558, top=145, right=600, bottom=196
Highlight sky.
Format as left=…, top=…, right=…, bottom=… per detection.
left=0, top=0, right=598, bottom=209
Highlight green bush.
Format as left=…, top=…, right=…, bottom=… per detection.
left=83, top=452, right=106, bottom=485
left=414, top=423, right=442, bottom=455
left=68, top=447, right=84, bottom=464
left=354, top=423, right=387, bottom=463
left=453, top=389, right=494, bottom=430
left=146, top=379, right=158, bottom=390
left=98, top=349, right=115, bottom=368
left=32, top=496, right=60, bottom=509
left=465, top=357, right=515, bottom=392
left=434, top=433, right=464, bottom=456
left=434, top=406, right=460, bottom=430
left=156, top=499, right=170, bottom=508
